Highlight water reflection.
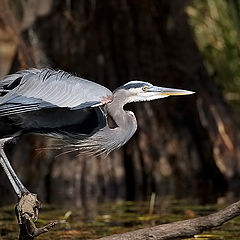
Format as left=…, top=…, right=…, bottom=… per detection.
left=0, top=195, right=240, bottom=239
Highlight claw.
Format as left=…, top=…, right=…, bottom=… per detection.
left=33, top=198, right=41, bottom=221
left=34, top=206, right=39, bottom=221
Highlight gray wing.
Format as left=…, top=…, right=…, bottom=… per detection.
left=0, top=68, right=113, bottom=116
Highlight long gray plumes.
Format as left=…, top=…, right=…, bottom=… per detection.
left=47, top=116, right=137, bottom=158
left=66, top=127, right=128, bottom=157
left=46, top=91, right=138, bottom=157
left=37, top=129, right=116, bottom=158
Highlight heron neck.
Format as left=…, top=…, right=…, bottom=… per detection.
left=106, top=94, right=137, bottom=145
left=106, top=92, right=134, bottom=126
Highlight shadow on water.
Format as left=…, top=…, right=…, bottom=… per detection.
left=1, top=195, right=240, bottom=239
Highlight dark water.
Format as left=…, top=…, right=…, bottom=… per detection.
left=0, top=196, right=240, bottom=239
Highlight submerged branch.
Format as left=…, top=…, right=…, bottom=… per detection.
left=98, top=200, right=240, bottom=240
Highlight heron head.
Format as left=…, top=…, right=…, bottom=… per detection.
left=114, top=81, right=195, bottom=103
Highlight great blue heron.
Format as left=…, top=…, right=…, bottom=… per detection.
left=0, top=68, right=194, bottom=200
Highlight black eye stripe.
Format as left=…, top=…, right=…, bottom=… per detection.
left=114, top=82, right=152, bottom=93
left=123, top=83, right=145, bottom=89
left=123, top=82, right=152, bottom=90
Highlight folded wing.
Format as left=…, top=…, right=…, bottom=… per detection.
left=0, top=68, right=113, bottom=116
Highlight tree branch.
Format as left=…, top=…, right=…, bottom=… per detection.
left=98, top=200, right=240, bottom=240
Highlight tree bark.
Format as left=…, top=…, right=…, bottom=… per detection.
left=29, top=0, right=239, bottom=204
left=0, top=0, right=239, bottom=207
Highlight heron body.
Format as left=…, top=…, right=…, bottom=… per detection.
left=0, top=68, right=194, bottom=197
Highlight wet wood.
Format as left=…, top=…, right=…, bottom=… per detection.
left=99, top=200, right=240, bottom=240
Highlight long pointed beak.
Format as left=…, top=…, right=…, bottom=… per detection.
left=150, top=86, right=195, bottom=96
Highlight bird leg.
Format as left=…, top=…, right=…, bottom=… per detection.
left=0, top=140, right=39, bottom=220
left=0, top=144, right=29, bottom=198
left=0, top=139, right=57, bottom=239
left=16, top=194, right=57, bottom=240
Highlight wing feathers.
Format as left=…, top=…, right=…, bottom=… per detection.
left=0, top=104, right=39, bottom=116
left=0, top=68, right=113, bottom=116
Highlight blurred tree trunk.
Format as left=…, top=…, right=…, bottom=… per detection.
left=1, top=0, right=240, bottom=206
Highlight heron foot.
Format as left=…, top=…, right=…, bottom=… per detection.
left=16, top=193, right=58, bottom=239
left=16, top=193, right=40, bottom=223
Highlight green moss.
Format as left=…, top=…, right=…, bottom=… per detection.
left=187, top=0, right=240, bottom=108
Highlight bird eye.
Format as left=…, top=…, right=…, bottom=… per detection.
left=142, top=86, right=147, bottom=91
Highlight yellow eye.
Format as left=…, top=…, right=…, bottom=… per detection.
left=142, top=86, right=147, bottom=91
